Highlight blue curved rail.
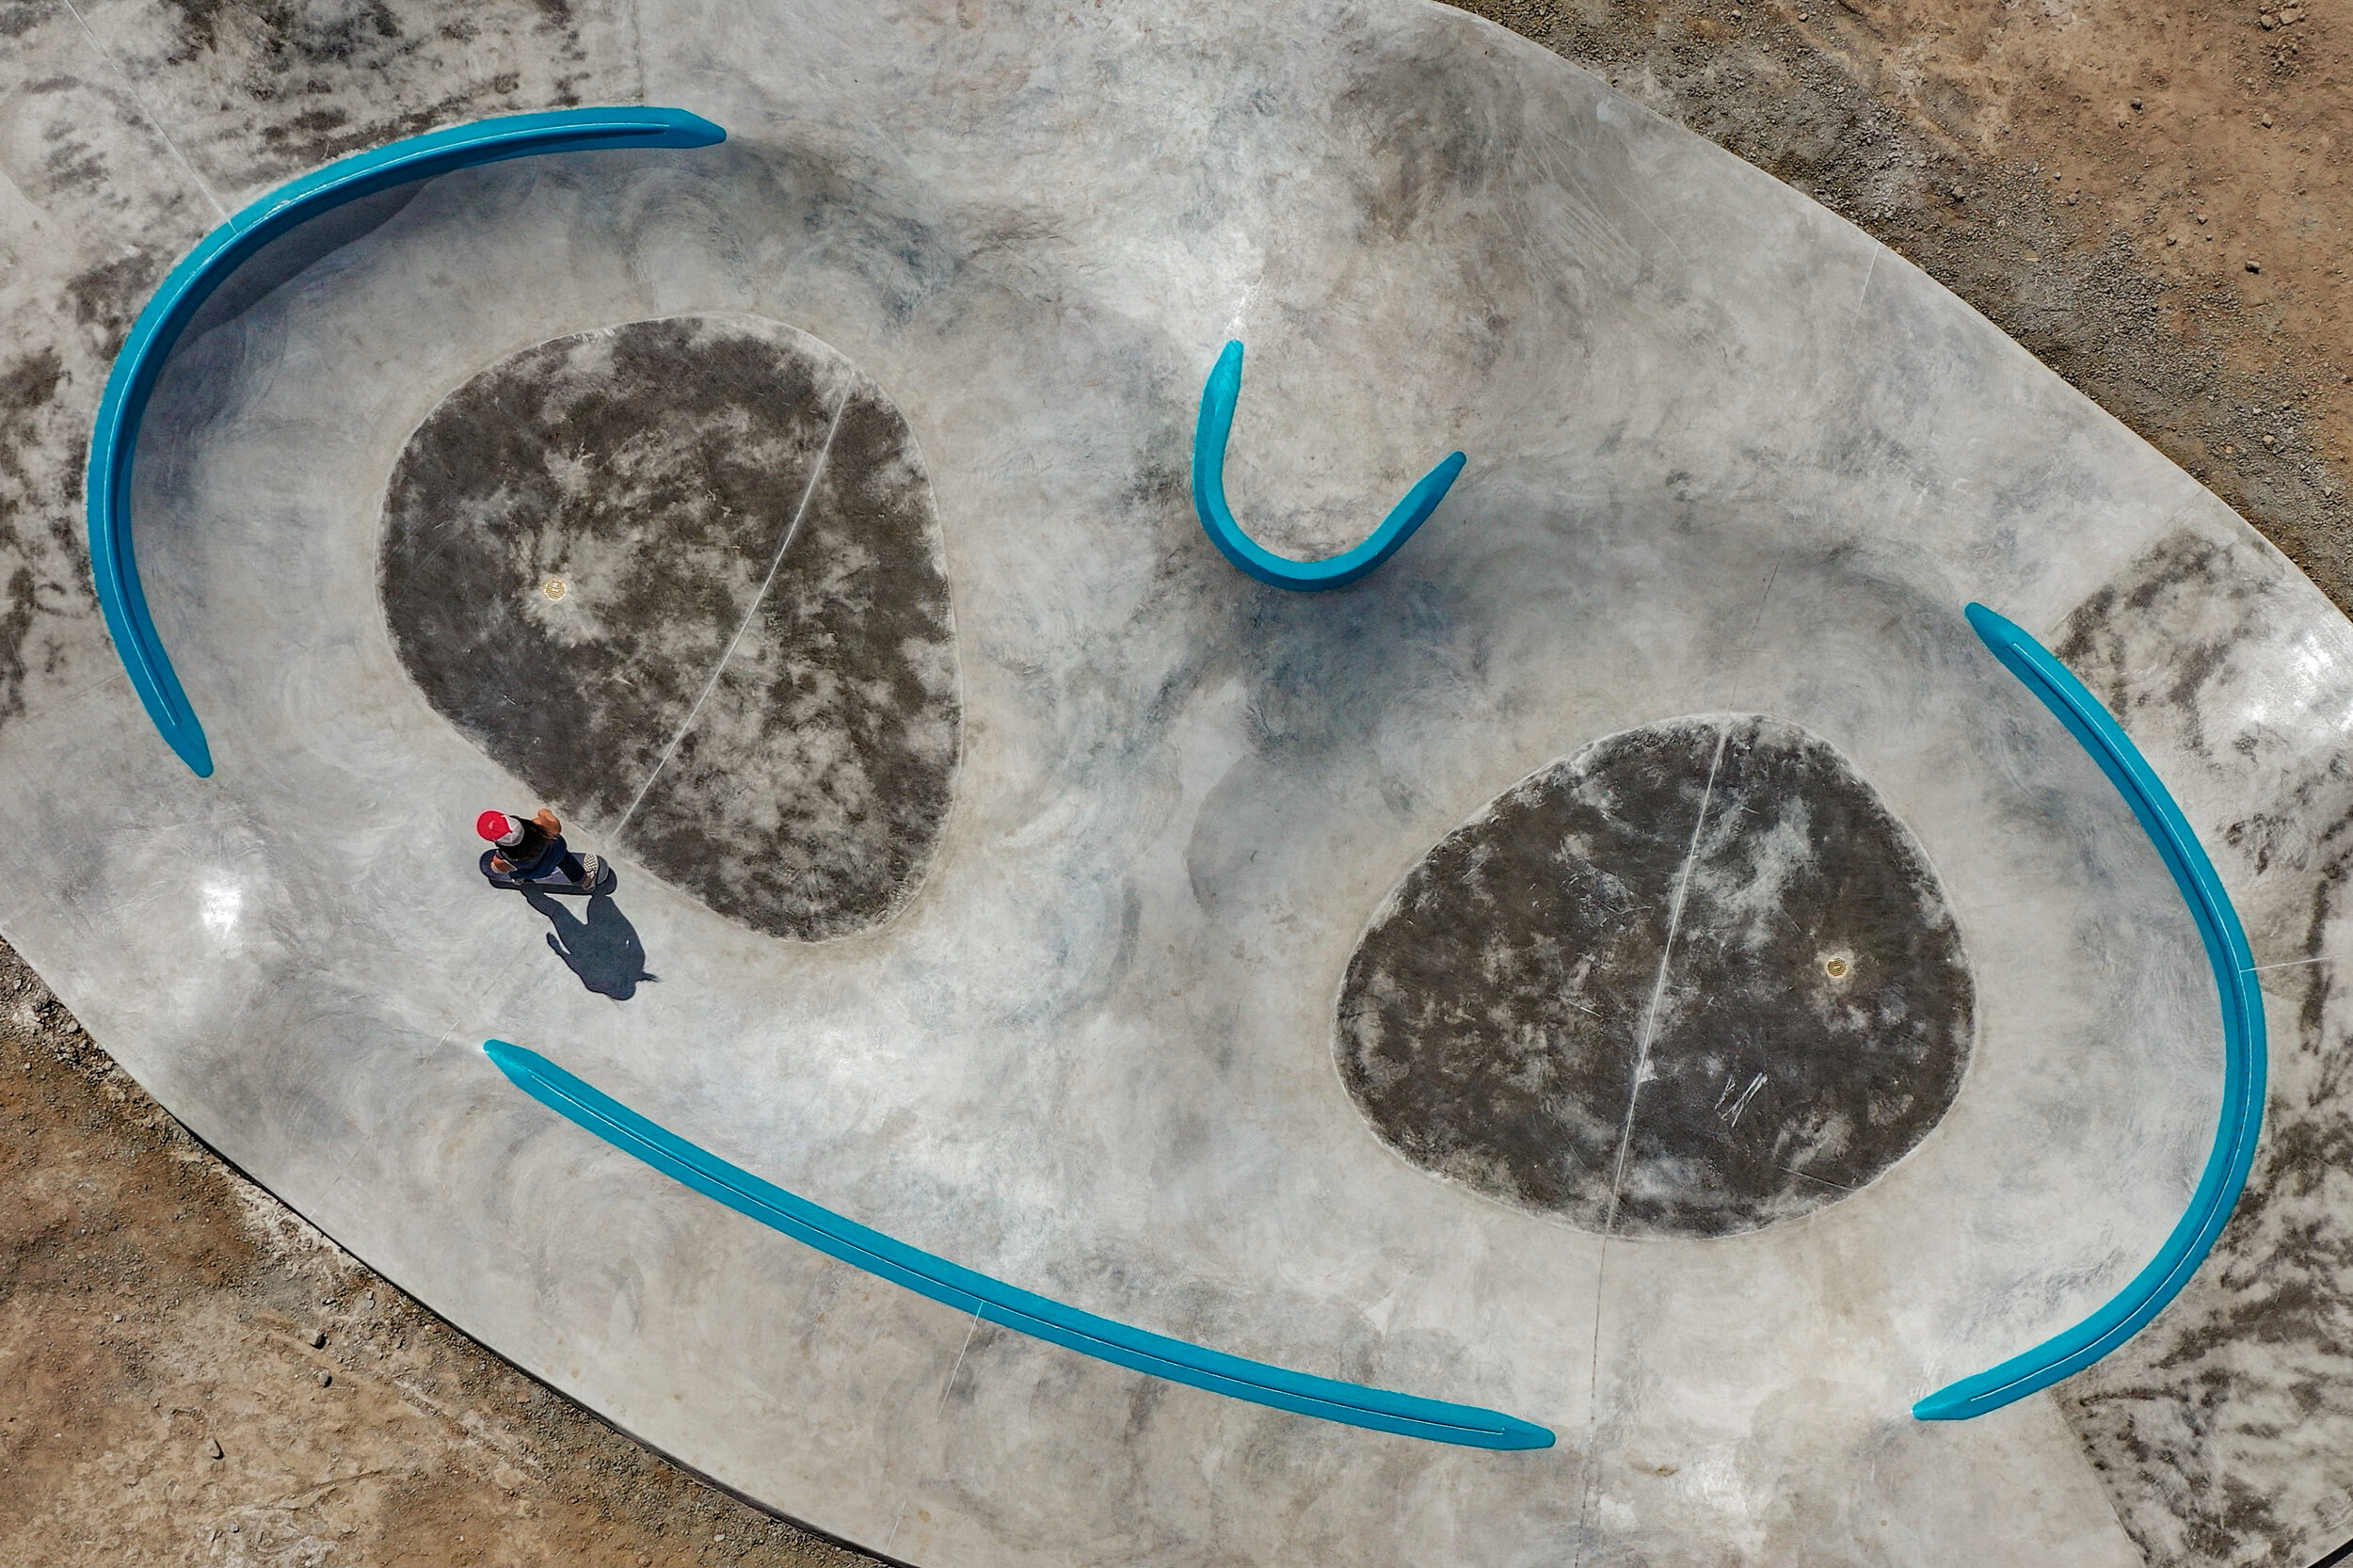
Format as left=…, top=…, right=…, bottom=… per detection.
left=86, top=107, right=727, bottom=777
left=1913, top=604, right=2267, bottom=1420
left=1191, top=341, right=1465, bottom=590
left=484, top=1040, right=1553, bottom=1449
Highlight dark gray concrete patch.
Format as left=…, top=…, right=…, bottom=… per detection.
left=1337, top=715, right=1974, bottom=1237
left=620, top=382, right=963, bottom=942
left=2057, top=529, right=2248, bottom=765
left=1335, top=720, right=1714, bottom=1229
left=134, top=0, right=626, bottom=194
left=2052, top=530, right=2353, bottom=1568
left=381, top=317, right=835, bottom=823
left=381, top=314, right=960, bottom=942
left=0, top=347, right=76, bottom=729
left=0, top=20, right=217, bottom=742
left=1616, top=717, right=1977, bottom=1237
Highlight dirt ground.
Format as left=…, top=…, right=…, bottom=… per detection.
left=0, top=943, right=873, bottom=1568
left=2, top=1, right=2348, bottom=1564
left=1456, top=0, right=2352, bottom=605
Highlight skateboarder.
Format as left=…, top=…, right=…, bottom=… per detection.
left=476, top=808, right=608, bottom=893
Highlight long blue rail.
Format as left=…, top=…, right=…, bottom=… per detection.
left=484, top=1040, right=1554, bottom=1449
left=86, top=107, right=727, bottom=777
left=1913, top=604, right=2267, bottom=1419
left=1191, top=341, right=1465, bottom=590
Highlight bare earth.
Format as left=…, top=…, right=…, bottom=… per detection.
left=1, top=0, right=2346, bottom=1563
left=0, top=945, right=872, bottom=1568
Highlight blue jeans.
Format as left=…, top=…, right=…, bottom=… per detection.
left=484, top=840, right=584, bottom=884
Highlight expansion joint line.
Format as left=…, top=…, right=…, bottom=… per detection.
left=60, top=0, right=230, bottom=224
left=1607, top=721, right=1730, bottom=1232
left=612, top=395, right=848, bottom=836
left=1572, top=719, right=1730, bottom=1566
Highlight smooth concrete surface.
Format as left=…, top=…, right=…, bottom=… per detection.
left=3, top=0, right=2352, bottom=1562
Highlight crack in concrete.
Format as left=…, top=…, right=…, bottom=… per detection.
left=611, top=393, right=850, bottom=839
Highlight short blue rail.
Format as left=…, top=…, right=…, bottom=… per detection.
left=1913, top=604, right=2267, bottom=1419
left=85, top=107, right=727, bottom=777
left=484, top=1040, right=1554, bottom=1449
left=1191, top=341, right=1465, bottom=590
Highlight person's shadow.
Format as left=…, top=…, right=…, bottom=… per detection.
left=521, top=888, right=657, bottom=1000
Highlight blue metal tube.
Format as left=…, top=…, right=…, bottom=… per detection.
left=1912, top=603, right=2266, bottom=1419
left=1190, top=340, right=1465, bottom=590
left=484, top=1039, right=1555, bottom=1450
left=85, top=107, right=727, bottom=777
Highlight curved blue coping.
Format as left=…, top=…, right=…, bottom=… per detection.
left=86, top=107, right=727, bottom=778
left=1913, top=604, right=2267, bottom=1420
left=1191, top=340, right=1465, bottom=590
left=483, top=1039, right=1554, bottom=1449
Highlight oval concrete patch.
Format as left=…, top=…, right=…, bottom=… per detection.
left=1337, top=714, right=1974, bottom=1237
left=379, top=314, right=960, bottom=941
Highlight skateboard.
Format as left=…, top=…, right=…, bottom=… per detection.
left=480, top=849, right=616, bottom=896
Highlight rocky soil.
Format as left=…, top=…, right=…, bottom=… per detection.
left=1457, top=0, right=2351, bottom=602
left=3, top=0, right=2348, bottom=1563
left=0, top=945, right=870, bottom=1568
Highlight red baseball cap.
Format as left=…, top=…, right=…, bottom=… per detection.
left=476, top=810, right=513, bottom=842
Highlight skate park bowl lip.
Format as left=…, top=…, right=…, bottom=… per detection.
left=20, top=1, right=2346, bottom=1560
left=465, top=604, right=2265, bottom=1432
left=86, top=102, right=1560, bottom=1454
left=482, top=1038, right=1555, bottom=1448
left=84, top=105, right=728, bottom=780
left=78, top=101, right=2264, bottom=1438
left=1191, top=339, right=1467, bottom=590
left=1910, top=605, right=2265, bottom=1420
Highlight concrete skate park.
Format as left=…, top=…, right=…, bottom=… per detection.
left=6, top=0, right=2353, bottom=1561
